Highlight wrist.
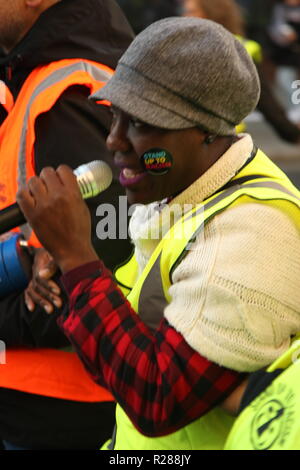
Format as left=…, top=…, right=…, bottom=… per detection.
left=62, top=260, right=104, bottom=294
left=56, top=247, right=99, bottom=274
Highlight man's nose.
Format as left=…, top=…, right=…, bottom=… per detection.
left=106, top=117, right=131, bottom=153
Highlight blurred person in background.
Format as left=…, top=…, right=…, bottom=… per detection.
left=268, top=0, right=300, bottom=75
left=0, top=0, right=133, bottom=450
left=236, top=0, right=276, bottom=48
left=183, top=0, right=300, bottom=143
left=116, top=0, right=180, bottom=33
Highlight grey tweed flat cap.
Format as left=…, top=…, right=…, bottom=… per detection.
left=93, top=17, right=260, bottom=135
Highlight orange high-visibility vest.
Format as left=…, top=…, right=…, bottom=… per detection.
left=0, top=59, right=114, bottom=402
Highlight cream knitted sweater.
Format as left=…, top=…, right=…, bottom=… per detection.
left=129, top=135, right=300, bottom=372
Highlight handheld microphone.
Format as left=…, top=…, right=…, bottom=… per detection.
left=0, top=160, right=113, bottom=235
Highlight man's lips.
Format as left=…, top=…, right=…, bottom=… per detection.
left=114, top=157, right=148, bottom=186
left=119, top=167, right=148, bottom=187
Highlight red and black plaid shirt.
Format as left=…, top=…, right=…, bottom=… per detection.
left=60, top=260, right=244, bottom=437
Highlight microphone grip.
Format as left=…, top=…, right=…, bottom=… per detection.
left=0, top=203, right=26, bottom=235
left=0, top=160, right=113, bottom=236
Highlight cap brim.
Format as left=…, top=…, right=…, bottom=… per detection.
left=91, top=64, right=201, bottom=130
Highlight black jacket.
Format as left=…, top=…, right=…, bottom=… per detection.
left=0, top=0, right=134, bottom=348
left=0, top=0, right=134, bottom=449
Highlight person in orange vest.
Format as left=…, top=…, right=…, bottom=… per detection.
left=0, top=0, right=133, bottom=450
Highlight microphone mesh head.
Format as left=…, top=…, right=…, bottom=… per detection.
left=74, top=160, right=113, bottom=199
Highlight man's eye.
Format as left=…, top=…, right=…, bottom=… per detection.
left=129, top=118, right=147, bottom=129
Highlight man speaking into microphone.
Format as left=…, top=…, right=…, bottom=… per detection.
left=0, top=0, right=133, bottom=451
left=17, top=18, right=300, bottom=450
left=0, top=160, right=113, bottom=235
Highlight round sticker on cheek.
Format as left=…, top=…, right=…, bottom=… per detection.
left=140, top=148, right=173, bottom=175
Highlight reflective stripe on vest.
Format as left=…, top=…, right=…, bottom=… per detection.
left=113, top=148, right=300, bottom=450
left=0, top=59, right=114, bottom=403
left=17, top=61, right=112, bottom=192
left=0, top=59, right=113, bottom=245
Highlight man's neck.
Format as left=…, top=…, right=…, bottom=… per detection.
left=3, top=0, right=61, bottom=54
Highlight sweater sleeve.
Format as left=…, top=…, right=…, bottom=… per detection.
left=165, top=199, right=300, bottom=372
left=59, top=261, right=244, bottom=437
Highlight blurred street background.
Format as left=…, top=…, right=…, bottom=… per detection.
left=116, top=0, right=300, bottom=187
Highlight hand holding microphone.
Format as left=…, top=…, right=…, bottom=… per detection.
left=16, top=161, right=113, bottom=274
left=0, top=160, right=112, bottom=234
